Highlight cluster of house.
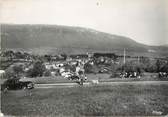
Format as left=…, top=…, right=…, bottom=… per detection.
left=1, top=51, right=127, bottom=80
left=0, top=50, right=33, bottom=62
left=43, top=53, right=119, bottom=77
left=44, top=58, right=90, bottom=79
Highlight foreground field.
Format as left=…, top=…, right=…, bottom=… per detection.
left=1, top=83, right=168, bottom=116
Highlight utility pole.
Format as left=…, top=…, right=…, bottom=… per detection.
left=138, top=56, right=140, bottom=64
left=122, top=48, right=126, bottom=78
left=123, top=48, right=126, bottom=64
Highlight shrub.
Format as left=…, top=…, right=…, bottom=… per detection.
left=26, top=61, right=46, bottom=77
left=44, top=70, right=51, bottom=77
left=117, top=62, right=144, bottom=74
left=84, top=63, right=95, bottom=73
left=4, top=66, right=22, bottom=79
left=13, top=65, right=24, bottom=76
left=160, top=63, right=168, bottom=72
left=4, top=70, right=15, bottom=79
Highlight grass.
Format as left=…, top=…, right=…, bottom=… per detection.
left=1, top=83, right=168, bottom=116
left=16, top=73, right=168, bottom=84
left=23, top=76, right=74, bottom=84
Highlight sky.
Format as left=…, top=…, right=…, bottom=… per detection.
left=1, top=0, right=168, bottom=46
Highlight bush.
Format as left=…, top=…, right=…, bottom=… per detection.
left=13, top=65, right=24, bottom=76
left=44, top=70, right=51, bottom=77
left=117, top=62, right=144, bottom=74
left=84, top=63, right=96, bottom=73
left=160, top=63, right=168, bottom=72
left=4, top=66, right=22, bottom=79
left=26, top=61, right=46, bottom=77
left=4, top=70, right=15, bottom=79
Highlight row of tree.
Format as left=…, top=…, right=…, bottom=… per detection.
left=84, top=59, right=168, bottom=74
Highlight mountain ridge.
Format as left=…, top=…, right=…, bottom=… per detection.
left=1, top=24, right=168, bottom=57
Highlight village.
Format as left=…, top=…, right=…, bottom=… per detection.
left=1, top=50, right=168, bottom=85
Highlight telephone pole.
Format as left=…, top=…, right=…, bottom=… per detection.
left=123, top=48, right=126, bottom=64
left=138, top=56, right=140, bottom=64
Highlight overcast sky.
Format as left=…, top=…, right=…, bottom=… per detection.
left=1, top=0, right=168, bottom=45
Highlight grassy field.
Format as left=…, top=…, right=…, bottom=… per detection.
left=21, top=76, right=74, bottom=84
left=17, top=73, right=168, bottom=84
left=1, top=83, right=168, bottom=116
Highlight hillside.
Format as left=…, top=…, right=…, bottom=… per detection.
left=1, top=24, right=168, bottom=57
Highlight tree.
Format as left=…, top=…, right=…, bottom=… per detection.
left=13, top=65, right=24, bottom=77
left=27, top=61, right=46, bottom=77
left=160, top=62, right=168, bottom=72
left=109, top=63, right=120, bottom=78
left=117, top=61, right=144, bottom=74
left=43, top=70, right=51, bottom=77
left=156, top=60, right=162, bottom=72
left=84, top=62, right=95, bottom=73
left=15, top=51, right=24, bottom=59
left=61, top=54, right=67, bottom=60
left=4, top=69, right=15, bottom=79
left=44, top=55, right=51, bottom=62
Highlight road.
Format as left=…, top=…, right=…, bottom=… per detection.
left=35, top=81, right=168, bottom=88
left=35, top=82, right=89, bottom=88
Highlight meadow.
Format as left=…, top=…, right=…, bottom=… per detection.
left=1, top=83, right=168, bottom=116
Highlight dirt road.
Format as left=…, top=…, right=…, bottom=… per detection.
left=35, top=81, right=168, bottom=88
